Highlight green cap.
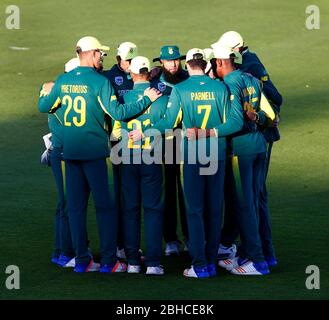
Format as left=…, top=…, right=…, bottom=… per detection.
left=153, top=45, right=186, bottom=62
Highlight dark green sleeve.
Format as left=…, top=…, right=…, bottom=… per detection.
left=38, top=81, right=61, bottom=113
left=98, top=80, right=151, bottom=121
left=213, top=85, right=244, bottom=137
left=145, top=86, right=182, bottom=136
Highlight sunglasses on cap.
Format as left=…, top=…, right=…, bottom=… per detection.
left=94, top=49, right=107, bottom=57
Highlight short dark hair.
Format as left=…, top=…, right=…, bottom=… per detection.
left=187, top=59, right=207, bottom=71
left=139, top=68, right=149, bottom=75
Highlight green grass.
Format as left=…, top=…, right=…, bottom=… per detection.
left=0, top=0, right=328, bottom=299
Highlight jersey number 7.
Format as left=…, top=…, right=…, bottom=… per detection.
left=197, top=104, right=211, bottom=129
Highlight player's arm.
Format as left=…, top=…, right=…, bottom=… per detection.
left=147, top=86, right=182, bottom=134
left=129, top=87, right=182, bottom=142
left=38, top=81, right=61, bottom=113
left=98, top=80, right=161, bottom=121
left=212, top=85, right=244, bottom=137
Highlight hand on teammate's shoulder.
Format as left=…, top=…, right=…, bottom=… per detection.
left=144, top=87, right=162, bottom=102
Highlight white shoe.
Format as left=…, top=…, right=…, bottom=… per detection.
left=183, top=265, right=210, bottom=278
left=231, top=260, right=270, bottom=276
left=165, top=241, right=179, bottom=256
left=127, top=264, right=141, bottom=274
left=218, top=257, right=248, bottom=271
left=146, top=266, right=164, bottom=275
left=116, top=248, right=126, bottom=260
left=218, top=244, right=237, bottom=260
left=63, top=257, right=76, bottom=268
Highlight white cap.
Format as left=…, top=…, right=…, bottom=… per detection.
left=65, top=57, right=80, bottom=73
left=76, top=36, right=110, bottom=52
left=186, top=48, right=205, bottom=62
left=117, top=42, right=138, bottom=60
left=212, top=45, right=235, bottom=59
left=203, top=48, right=214, bottom=62
left=203, top=48, right=214, bottom=74
left=212, top=45, right=243, bottom=65
left=211, top=31, right=244, bottom=50
left=129, top=56, right=150, bottom=74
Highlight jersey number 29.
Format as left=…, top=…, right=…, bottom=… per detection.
left=62, top=95, right=86, bottom=127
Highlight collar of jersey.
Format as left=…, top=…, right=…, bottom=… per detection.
left=189, top=74, right=208, bottom=79
left=133, top=81, right=150, bottom=90
left=76, top=66, right=95, bottom=72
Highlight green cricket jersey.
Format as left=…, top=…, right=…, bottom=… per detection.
left=38, top=66, right=152, bottom=160
left=119, top=81, right=168, bottom=160
left=146, top=75, right=230, bottom=162
left=214, top=69, right=266, bottom=156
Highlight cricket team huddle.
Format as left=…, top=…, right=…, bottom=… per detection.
left=38, top=30, right=283, bottom=277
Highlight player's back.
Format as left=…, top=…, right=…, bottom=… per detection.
left=224, top=70, right=266, bottom=156
left=120, top=81, right=168, bottom=159
left=55, top=66, right=112, bottom=160
left=175, top=75, right=229, bottom=162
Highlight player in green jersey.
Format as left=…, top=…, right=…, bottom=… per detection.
left=112, top=56, right=168, bottom=275
left=213, top=32, right=282, bottom=266
left=187, top=45, right=271, bottom=275
left=130, top=48, right=231, bottom=278
left=38, top=36, right=161, bottom=273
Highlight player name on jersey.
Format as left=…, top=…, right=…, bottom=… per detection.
left=61, top=85, right=88, bottom=94
left=190, top=91, right=215, bottom=101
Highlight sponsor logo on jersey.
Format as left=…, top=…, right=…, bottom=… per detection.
left=115, top=76, right=124, bottom=86
left=158, top=82, right=166, bottom=92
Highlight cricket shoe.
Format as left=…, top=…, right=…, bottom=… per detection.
left=218, top=257, right=249, bottom=271
left=217, top=243, right=237, bottom=260
left=183, top=265, right=210, bottom=279
left=265, top=256, right=278, bottom=267
left=57, top=254, right=75, bottom=267
left=231, top=260, right=270, bottom=276
left=99, top=261, right=127, bottom=273
left=62, top=257, right=76, bottom=268
left=127, top=264, right=141, bottom=274
left=74, top=258, right=100, bottom=273
left=146, top=266, right=164, bottom=276
left=207, top=264, right=217, bottom=277
left=165, top=241, right=179, bottom=256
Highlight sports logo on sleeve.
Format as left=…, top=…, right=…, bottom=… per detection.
left=115, top=76, right=124, bottom=86
left=157, top=82, right=166, bottom=92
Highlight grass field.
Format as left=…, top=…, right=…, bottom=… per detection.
left=0, top=0, right=328, bottom=300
